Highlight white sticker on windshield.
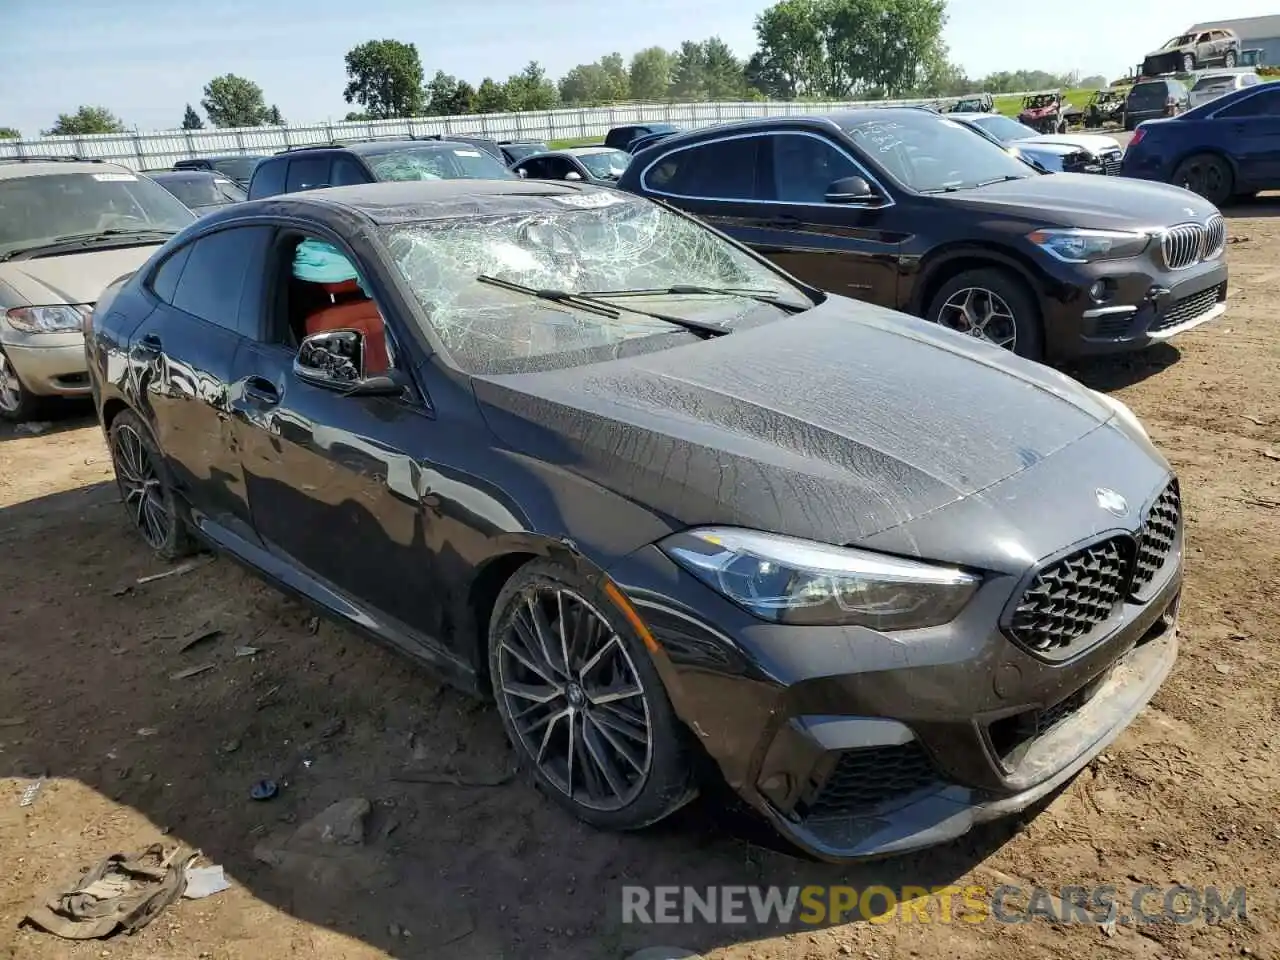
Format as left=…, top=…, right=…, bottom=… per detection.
left=551, top=192, right=624, bottom=208
left=92, top=173, right=138, bottom=182
left=453, top=149, right=482, bottom=157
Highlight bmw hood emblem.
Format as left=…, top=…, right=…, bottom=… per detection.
left=1095, top=487, right=1129, bottom=517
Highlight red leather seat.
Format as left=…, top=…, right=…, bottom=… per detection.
left=305, top=281, right=389, bottom=374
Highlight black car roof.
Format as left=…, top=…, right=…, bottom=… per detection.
left=223, top=179, right=628, bottom=226
left=177, top=154, right=264, bottom=162
left=149, top=170, right=231, bottom=183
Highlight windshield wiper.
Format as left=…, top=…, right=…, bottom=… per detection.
left=476, top=275, right=727, bottom=338
left=0, top=228, right=177, bottom=262
left=584, top=285, right=809, bottom=314
left=971, top=175, right=1028, bottom=188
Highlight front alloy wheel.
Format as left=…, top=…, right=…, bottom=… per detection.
left=0, top=350, right=41, bottom=423
left=108, top=410, right=195, bottom=560
left=489, top=559, right=694, bottom=830
left=926, top=267, right=1044, bottom=361
left=937, top=287, right=1018, bottom=349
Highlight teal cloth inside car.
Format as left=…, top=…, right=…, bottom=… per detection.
left=293, top=239, right=371, bottom=296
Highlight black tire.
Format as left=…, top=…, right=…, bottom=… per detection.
left=1224, top=50, right=1237, bottom=67
left=0, top=348, right=47, bottom=424
left=106, top=409, right=196, bottom=561
left=1172, top=153, right=1234, bottom=206
left=1182, top=53, right=1195, bottom=72
left=1124, top=116, right=1135, bottom=132
left=488, top=557, right=695, bottom=832
left=925, top=267, right=1045, bottom=362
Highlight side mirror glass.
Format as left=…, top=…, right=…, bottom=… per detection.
left=825, top=176, right=878, bottom=204
left=563, top=170, right=584, bottom=181
left=516, top=167, right=528, bottom=178
left=293, top=329, right=402, bottom=396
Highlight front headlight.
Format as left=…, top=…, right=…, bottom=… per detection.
left=660, top=527, right=981, bottom=630
left=1091, top=389, right=1149, bottom=439
left=5, top=305, right=89, bottom=333
left=1027, top=228, right=1151, bottom=263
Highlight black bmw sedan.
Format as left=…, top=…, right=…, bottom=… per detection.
left=616, top=108, right=1228, bottom=363
left=86, top=180, right=1182, bottom=862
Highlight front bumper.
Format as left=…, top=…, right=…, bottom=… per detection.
left=1039, top=254, right=1228, bottom=359
left=609, top=477, right=1182, bottom=862
left=0, top=333, right=91, bottom=396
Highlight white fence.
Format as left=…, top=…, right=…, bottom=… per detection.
left=0, top=92, right=1056, bottom=170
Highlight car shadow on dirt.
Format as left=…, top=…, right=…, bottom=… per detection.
left=0, top=482, right=1048, bottom=960
left=0, top=406, right=96, bottom=443
left=1224, top=193, right=1280, bottom=219
left=1063, top=343, right=1182, bottom=393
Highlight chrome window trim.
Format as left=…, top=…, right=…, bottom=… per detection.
left=638, top=128, right=897, bottom=210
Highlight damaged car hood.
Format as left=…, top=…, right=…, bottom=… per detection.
left=473, top=297, right=1114, bottom=546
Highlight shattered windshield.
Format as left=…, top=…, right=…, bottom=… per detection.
left=382, top=192, right=806, bottom=374
left=1161, top=34, right=1196, bottom=49
left=366, top=145, right=514, bottom=183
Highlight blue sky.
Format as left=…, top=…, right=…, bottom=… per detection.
left=2, top=0, right=1276, bottom=137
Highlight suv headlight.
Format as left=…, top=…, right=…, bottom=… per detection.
left=5, top=305, right=89, bottom=333
left=1027, top=228, right=1151, bottom=263
left=659, top=527, right=981, bottom=630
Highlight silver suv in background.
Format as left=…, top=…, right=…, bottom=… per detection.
left=0, top=158, right=194, bottom=421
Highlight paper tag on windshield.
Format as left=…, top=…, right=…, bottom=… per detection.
left=551, top=192, right=624, bottom=209
left=453, top=149, right=482, bottom=157
left=92, top=172, right=138, bottom=182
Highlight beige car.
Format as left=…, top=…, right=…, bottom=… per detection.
left=0, top=159, right=194, bottom=421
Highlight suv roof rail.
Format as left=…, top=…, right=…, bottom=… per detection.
left=0, top=155, right=104, bottom=164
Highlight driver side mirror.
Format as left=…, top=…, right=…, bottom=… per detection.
left=824, top=176, right=880, bottom=205
left=563, top=170, right=583, bottom=181
left=294, top=329, right=403, bottom=397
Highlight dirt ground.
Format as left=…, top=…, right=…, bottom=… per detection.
left=2, top=203, right=1278, bottom=960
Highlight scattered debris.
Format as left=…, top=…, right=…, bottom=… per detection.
left=1240, top=414, right=1269, bottom=426
left=170, top=663, right=215, bottom=681
left=291, top=798, right=370, bottom=846
left=220, top=739, right=242, bottom=755
left=110, top=585, right=133, bottom=598
left=305, top=616, right=320, bottom=635
left=1100, top=917, right=1117, bottom=937
left=136, top=555, right=214, bottom=585
left=250, top=779, right=278, bottom=801
left=1237, top=496, right=1280, bottom=510
left=0, top=716, right=26, bottom=728
left=255, top=685, right=281, bottom=709
left=391, top=763, right=517, bottom=787
left=1227, top=235, right=1251, bottom=245
left=1261, top=448, right=1280, bottom=462
left=234, top=646, right=260, bottom=658
left=182, top=865, right=230, bottom=900
left=14, top=421, right=52, bottom=436
left=136, top=728, right=159, bottom=737
left=318, top=717, right=345, bottom=740
left=23, top=843, right=194, bottom=940
left=177, top=628, right=223, bottom=654
left=19, top=779, right=45, bottom=808
left=1215, top=663, right=1233, bottom=675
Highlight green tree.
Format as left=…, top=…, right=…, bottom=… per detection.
left=752, top=0, right=827, bottom=97
left=344, top=110, right=371, bottom=121
left=598, top=52, right=630, bottom=100
left=702, top=37, right=748, bottom=99
left=0, top=126, right=20, bottom=139
left=629, top=47, right=674, bottom=100
left=181, top=104, right=204, bottom=130
left=1078, top=74, right=1108, bottom=89
left=424, top=71, right=476, bottom=115
left=559, top=64, right=611, bottom=105
left=45, top=106, right=126, bottom=136
left=265, top=104, right=286, bottom=125
left=342, top=39, right=426, bottom=119
left=506, top=61, right=558, bottom=111
left=474, top=77, right=512, bottom=113
left=669, top=41, right=708, bottom=99
left=201, top=74, right=270, bottom=127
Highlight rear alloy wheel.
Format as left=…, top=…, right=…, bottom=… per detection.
left=1172, top=153, right=1233, bottom=206
left=0, top=350, right=43, bottom=424
left=1224, top=50, right=1237, bottom=67
left=489, top=559, right=694, bottom=831
left=108, top=410, right=195, bottom=560
left=927, top=268, right=1044, bottom=361
left=1182, top=53, right=1196, bottom=72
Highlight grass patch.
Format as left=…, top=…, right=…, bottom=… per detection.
left=993, top=88, right=1104, bottom=117
left=549, top=135, right=604, bottom=149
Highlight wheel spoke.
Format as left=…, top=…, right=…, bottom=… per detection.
left=587, top=710, right=647, bottom=772
left=502, top=630, right=558, bottom=687
left=582, top=716, right=630, bottom=799
left=584, top=681, right=643, bottom=706
left=527, top=596, right=569, bottom=680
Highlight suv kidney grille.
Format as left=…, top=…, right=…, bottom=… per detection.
left=1160, top=215, right=1224, bottom=270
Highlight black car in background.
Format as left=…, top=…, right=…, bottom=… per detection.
left=626, top=130, right=679, bottom=155
left=85, top=179, right=1182, bottom=863
left=510, top=146, right=632, bottom=184
left=1124, top=78, right=1191, bottom=131
left=147, top=170, right=246, bottom=215
left=246, top=139, right=515, bottom=199
left=618, top=109, right=1228, bottom=362
left=604, top=122, right=680, bottom=151
left=498, top=139, right=550, bottom=164
left=173, top=154, right=265, bottom=188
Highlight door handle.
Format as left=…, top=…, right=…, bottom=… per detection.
left=241, top=377, right=279, bottom=406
